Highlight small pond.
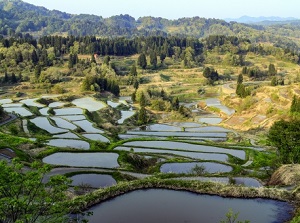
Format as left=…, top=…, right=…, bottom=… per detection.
left=82, top=134, right=110, bottom=143
left=20, top=98, right=45, bottom=108
left=72, top=97, right=106, bottom=111
left=42, top=152, right=119, bottom=168
left=115, top=146, right=229, bottom=162
left=50, top=117, right=77, bottom=130
left=117, top=111, right=135, bottom=124
left=70, top=174, right=117, bottom=188
left=54, top=108, right=83, bottom=115
left=124, top=141, right=245, bottom=160
left=4, top=107, right=33, bottom=117
left=199, top=117, right=223, bottom=125
left=73, top=120, right=104, bottom=133
left=87, top=189, right=293, bottom=223
left=47, top=139, right=90, bottom=150
left=30, top=117, right=67, bottom=134
left=160, top=162, right=232, bottom=174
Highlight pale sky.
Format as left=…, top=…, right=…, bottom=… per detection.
left=22, top=0, right=300, bottom=20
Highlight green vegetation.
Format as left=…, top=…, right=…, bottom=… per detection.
left=0, top=161, right=71, bottom=223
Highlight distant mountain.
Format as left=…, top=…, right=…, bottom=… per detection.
left=225, top=16, right=299, bottom=24
left=1, top=0, right=300, bottom=52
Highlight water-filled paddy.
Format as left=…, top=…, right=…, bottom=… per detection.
left=72, top=97, right=106, bottom=111
left=70, top=174, right=117, bottom=188
left=47, top=139, right=90, bottom=150
left=48, top=102, right=65, bottom=108
left=124, top=141, right=245, bottom=159
left=54, top=108, right=83, bottom=115
left=20, top=98, right=45, bottom=108
left=133, top=124, right=182, bottom=132
left=43, top=152, right=120, bottom=168
left=4, top=107, right=33, bottom=117
left=117, top=111, right=135, bottom=124
left=87, top=189, right=293, bottom=223
left=126, top=131, right=227, bottom=138
left=205, top=98, right=235, bottom=116
left=53, top=132, right=79, bottom=139
left=0, top=99, right=12, bottom=104
left=82, top=134, right=110, bottom=142
left=115, top=146, right=229, bottom=162
left=39, top=107, right=49, bottom=115
left=73, top=120, right=104, bottom=133
left=199, top=117, right=223, bottom=125
left=2, top=103, right=23, bottom=107
left=58, top=115, right=86, bottom=121
left=160, top=162, right=232, bottom=174
left=30, top=117, right=67, bottom=134
left=50, top=117, right=77, bottom=130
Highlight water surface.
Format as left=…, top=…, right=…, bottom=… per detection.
left=4, top=107, right=33, bottom=117
left=115, top=146, right=229, bottom=162
left=70, top=174, right=116, bottom=188
left=87, top=189, right=293, bottom=223
left=43, top=152, right=119, bottom=168
left=160, top=162, right=232, bottom=174
left=73, top=120, right=104, bottom=133
left=72, top=97, right=106, bottom=111
left=47, top=139, right=90, bottom=150
left=82, top=134, right=110, bottom=142
left=124, top=141, right=245, bottom=159
left=30, top=117, right=66, bottom=134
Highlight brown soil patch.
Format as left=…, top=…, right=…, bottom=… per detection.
left=268, top=164, right=300, bottom=186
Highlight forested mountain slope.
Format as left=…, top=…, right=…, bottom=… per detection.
left=1, top=0, right=300, bottom=52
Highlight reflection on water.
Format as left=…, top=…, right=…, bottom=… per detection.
left=87, top=189, right=293, bottom=223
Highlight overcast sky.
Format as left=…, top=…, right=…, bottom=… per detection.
left=23, top=0, right=300, bottom=20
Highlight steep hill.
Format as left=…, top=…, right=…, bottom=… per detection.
left=1, top=0, right=300, bottom=51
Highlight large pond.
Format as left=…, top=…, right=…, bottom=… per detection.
left=87, top=189, right=293, bottom=223
left=43, top=152, right=120, bottom=168
left=115, top=146, right=229, bottom=162
left=72, top=97, right=106, bottom=111
left=70, top=174, right=117, bottom=188
left=47, top=139, right=90, bottom=150
left=160, top=162, right=232, bottom=174
left=124, top=141, right=245, bottom=160
left=205, top=98, right=235, bottom=116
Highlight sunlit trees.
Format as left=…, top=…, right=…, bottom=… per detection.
left=0, top=161, right=71, bottom=223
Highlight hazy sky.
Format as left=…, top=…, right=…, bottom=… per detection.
left=23, top=0, right=299, bottom=19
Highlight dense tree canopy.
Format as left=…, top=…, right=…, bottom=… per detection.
left=268, top=119, right=300, bottom=164
left=0, top=161, right=71, bottom=223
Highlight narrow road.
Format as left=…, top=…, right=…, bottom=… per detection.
left=0, top=114, right=17, bottom=126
